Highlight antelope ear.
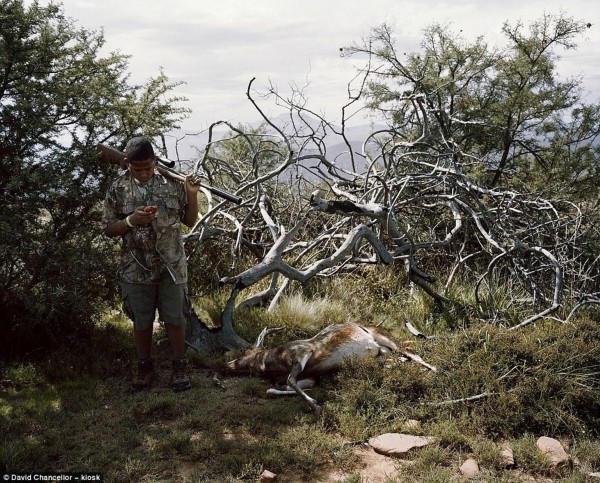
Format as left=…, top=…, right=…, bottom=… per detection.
left=224, top=349, right=244, bottom=359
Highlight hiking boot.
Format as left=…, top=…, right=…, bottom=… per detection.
left=171, top=358, right=191, bottom=392
left=130, top=359, right=153, bottom=393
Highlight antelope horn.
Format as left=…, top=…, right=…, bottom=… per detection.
left=254, top=327, right=284, bottom=349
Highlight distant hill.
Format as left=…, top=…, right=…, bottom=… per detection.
left=163, top=114, right=390, bottom=181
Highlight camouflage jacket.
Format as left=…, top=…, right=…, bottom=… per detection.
left=103, top=171, right=188, bottom=284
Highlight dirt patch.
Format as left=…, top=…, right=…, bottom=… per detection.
left=275, top=444, right=406, bottom=482
left=173, top=441, right=405, bottom=483
left=327, top=445, right=404, bottom=482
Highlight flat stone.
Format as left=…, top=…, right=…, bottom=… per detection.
left=368, top=433, right=435, bottom=457
left=537, top=436, right=570, bottom=467
left=459, top=458, right=480, bottom=478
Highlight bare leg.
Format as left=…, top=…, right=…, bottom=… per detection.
left=165, top=324, right=186, bottom=359
left=131, top=326, right=154, bottom=392
left=166, top=324, right=191, bottom=391
left=134, top=326, right=153, bottom=360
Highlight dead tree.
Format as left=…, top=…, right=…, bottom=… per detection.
left=177, top=77, right=599, bottom=353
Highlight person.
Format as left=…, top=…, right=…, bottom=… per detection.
left=103, top=136, right=200, bottom=392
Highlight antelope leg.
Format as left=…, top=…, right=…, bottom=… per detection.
left=266, top=377, right=316, bottom=396
left=286, top=352, right=322, bottom=415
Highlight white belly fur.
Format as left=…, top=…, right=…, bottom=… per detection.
left=307, top=338, right=381, bottom=373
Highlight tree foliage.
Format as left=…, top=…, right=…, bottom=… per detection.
left=0, top=0, right=189, bottom=356
left=351, top=15, right=600, bottom=196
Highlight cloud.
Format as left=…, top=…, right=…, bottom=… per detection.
left=56, top=0, right=600, bottom=134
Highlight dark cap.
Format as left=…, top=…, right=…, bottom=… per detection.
left=124, top=137, right=155, bottom=163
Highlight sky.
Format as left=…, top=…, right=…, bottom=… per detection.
left=52, top=0, right=600, bottom=155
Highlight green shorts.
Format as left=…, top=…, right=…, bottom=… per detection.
left=120, top=273, right=192, bottom=331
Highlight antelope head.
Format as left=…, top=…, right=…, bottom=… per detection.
left=221, top=327, right=287, bottom=376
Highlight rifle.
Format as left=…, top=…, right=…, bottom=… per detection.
left=96, top=144, right=243, bottom=205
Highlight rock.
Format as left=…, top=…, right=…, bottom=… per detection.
left=258, top=469, right=277, bottom=482
left=500, top=443, right=515, bottom=468
left=368, top=433, right=435, bottom=457
left=537, top=436, right=570, bottom=468
left=589, top=472, right=600, bottom=479
left=459, top=458, right=480, bottom=478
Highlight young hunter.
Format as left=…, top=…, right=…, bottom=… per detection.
left=103, top=137, right=200, bottom=392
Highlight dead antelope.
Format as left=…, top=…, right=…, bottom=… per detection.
left=221, top=322, right=436, bottom=416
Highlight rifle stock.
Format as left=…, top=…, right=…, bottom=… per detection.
left=96, top=144, right=128, bottom=169
left=96, top=144, right=242, bottom=205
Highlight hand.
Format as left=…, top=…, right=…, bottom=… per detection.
left=143, top=205, right=158, bottom=215
left=184, top=173, right=201, bottom=195
left=129, top=206, right=157, bottom=226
